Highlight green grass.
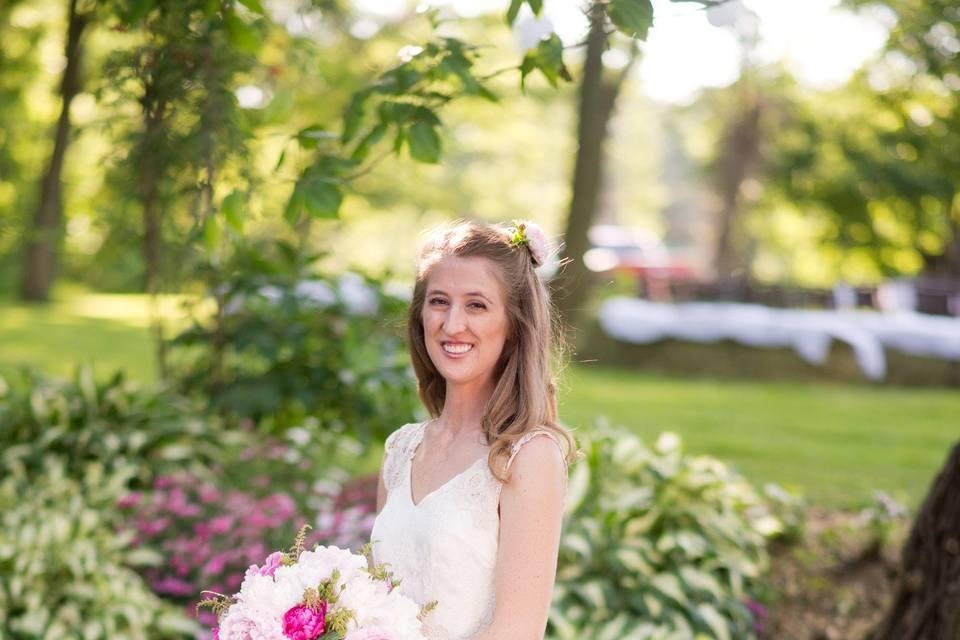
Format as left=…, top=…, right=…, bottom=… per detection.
left=558, top=365, right=958, bottom=509
left=0, top=288, right=197, bottom=383
left=2, top=290, right=956, bottom=509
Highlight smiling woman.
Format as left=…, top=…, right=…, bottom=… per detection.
left=369, top=218, right=577, bottom=640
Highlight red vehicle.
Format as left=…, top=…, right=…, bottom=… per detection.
left=585, top=225, right=695, bottom=278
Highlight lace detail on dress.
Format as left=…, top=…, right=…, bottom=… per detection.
left=382, top=422, right=423, bottom=494
left=497, top=429, right=568, bottom=495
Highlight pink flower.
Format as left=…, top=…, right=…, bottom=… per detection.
left=523, top=221, right=550, bottom=267
left=212, top=627, right=220, bottom=640
left=117, top=491, right=142, bottom=509
left=246, top=550, right=284, bottom=579
left=282, top=603, right=327, bottom=640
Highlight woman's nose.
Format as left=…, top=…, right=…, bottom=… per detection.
left=442, top=302, right=467, bottom=334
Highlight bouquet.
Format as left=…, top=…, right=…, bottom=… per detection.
left=199, top=526, right=434, bottom=640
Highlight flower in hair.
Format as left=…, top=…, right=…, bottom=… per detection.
left=507, top=220, right=550, bottom=267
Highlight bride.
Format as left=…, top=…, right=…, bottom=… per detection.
left=370, top=219, right=577, bottom=640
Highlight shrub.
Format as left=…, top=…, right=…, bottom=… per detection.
left=0, top=456, right=200, bottom=639
left=551, top=422, right=798, bottom=640
left=0, top=365, right=221, bottom=485
left=168, top=238, right=419, bottom=443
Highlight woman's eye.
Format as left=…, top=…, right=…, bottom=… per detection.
left=470, top=302, right=487, bottom=310
left=429, top=298, right=447, bottom=305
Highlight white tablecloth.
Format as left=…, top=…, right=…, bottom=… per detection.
left=598, top=298, right=960, bottom=380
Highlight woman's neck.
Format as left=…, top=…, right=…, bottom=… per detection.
left=436, top=378, right=495, bottom=441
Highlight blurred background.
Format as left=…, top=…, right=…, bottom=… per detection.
left=1, top=0, right=958, bottom=638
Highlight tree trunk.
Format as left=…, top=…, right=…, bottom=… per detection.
left=139, top=86, right=169, bottom=379
left=869, top=441, right=960, bottom=640
left=20, top=0, right=88, bottom=301
left=712, top=85, right=762, bottom=282
left=554, top=6, right=634, bottom=336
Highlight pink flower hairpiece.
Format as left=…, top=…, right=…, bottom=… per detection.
left=506, top=220, right=550, bottom=267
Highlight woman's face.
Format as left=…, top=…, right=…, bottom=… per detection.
left=421, top=255, right=509, bottom=390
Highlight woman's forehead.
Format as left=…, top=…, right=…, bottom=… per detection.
left=426, top=255, right=504, bottom=298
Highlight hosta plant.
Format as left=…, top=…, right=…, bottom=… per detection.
left=0, top=456, right=199, bottom=639
left=551, top=422, right=797, bottom=640
left=0, top=365, right=221, bottom=485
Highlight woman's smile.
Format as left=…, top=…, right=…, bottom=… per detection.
left=441, top=341, right=474, bottom=356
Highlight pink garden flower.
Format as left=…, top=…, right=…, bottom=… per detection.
left=282, top=603, right=327, bottom=640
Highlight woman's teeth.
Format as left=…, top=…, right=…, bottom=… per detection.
left=443, top=343, right=473, bottom=354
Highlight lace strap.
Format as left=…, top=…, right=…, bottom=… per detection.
left=382, top=422, right=426, bottom=492
left=505, top=429, right=568, bottom=475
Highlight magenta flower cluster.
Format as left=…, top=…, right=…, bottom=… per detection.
left=746, top=597, right=768, bottom=635
left=282, top=603, right=328, bottom=640
left=118, top=469, right=378, bottom=627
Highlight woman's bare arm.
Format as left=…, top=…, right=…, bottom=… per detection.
left=472, top=436, right=567, bottom=640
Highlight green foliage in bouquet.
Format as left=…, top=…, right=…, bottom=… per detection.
left=0, top=457, right=200, bottom=639
left=551, top=421, right=801, bottom=640
left=0, top=365, right=221, bottom=484
left=168, top=239, right=419, bottom=443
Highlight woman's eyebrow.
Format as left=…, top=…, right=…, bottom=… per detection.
left=427, top=289, right=492, bottom=302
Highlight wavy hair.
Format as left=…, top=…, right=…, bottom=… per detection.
left=407, top=218, right=577, bottom=482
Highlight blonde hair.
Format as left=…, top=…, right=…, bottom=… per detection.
left=406, top=218, right=577, bottom=482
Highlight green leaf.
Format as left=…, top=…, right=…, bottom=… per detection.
left=296, top=124, right=338, bottom=151
left=520, top=33, right=571, bottom=90
left=284, top=184, right=304, bottom=226
left=408, top=121, right=441, bottom=163
left=378, top=101, right=417, bottom=125
left=351, top=123, right=388, bottom=161
left=203, top=215, right=221, bottom=252
left=528, top=0, right=544, bottom=14
left=506, top=0, right=523, bottom=24
left=236, top=0, right=265, bottom=14
left=342, top=91, right=370, bottom=144
left=223, top=11, right=261, bottom=53
left=301, top=177, right=342, bottom=218
left=120, top=0, right=155, bottom=24
left=695, top=603, right=732, bottom=640
left=221, top=191, right=244, bottom=232
left=608, top=0, right=654, bottom=40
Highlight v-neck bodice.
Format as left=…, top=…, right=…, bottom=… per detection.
left=370, top=421, right=565, bottom=640
left=407, top=421, right=490, bottom=508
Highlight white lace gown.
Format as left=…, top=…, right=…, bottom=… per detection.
left=370, top=420, right=565, bottom=640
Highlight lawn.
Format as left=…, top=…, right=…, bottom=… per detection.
left=2, top=290, right=956, bottom=509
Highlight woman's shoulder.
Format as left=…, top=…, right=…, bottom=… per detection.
left=384, top=420, right=426, bottom=453
left=501, top=427, right=569, bottom=484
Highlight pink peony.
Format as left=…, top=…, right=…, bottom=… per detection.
left=282, top=603, right=327, bottom=640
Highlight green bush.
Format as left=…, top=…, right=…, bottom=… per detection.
left=551, top=422, right=798, bottom=640
left=168, top=239, right=419, bottom=443
left=0, top=456, right=200, bottom=639
left=0, top=365, right=222, bottom=486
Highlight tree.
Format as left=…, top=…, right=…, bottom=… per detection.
left=869, top=442, right=960, bottom=640
left=551, top=0, right=721, bottom=333
left=19, top=0, right=92, bottom=301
